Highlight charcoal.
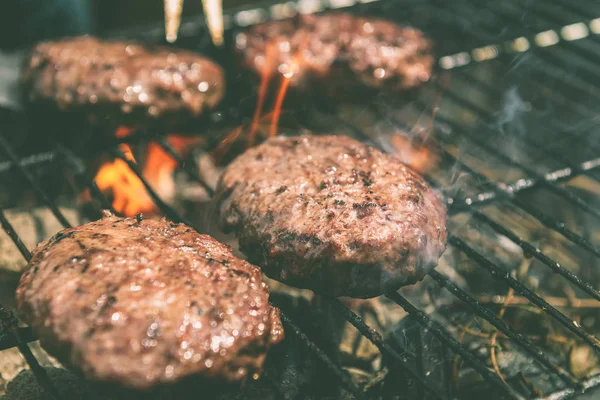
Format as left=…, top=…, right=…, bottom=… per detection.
left=4, top=367, right=99, bottom=400
left=0, top=343, right=61, bottom=397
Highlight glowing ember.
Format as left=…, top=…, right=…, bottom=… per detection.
left=95, top=143, right=156, bottom=216
left=94, top=129, right=199, bottom=216
left=390, top=134, right=438, bottom=174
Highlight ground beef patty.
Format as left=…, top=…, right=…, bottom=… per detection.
left=216, top=135, right=447, bottom=298
left=23, top=37, right=224, bottom=119
left=15, top=211, right=283, bottom=389
left=236, top=13, right=433, bottom=93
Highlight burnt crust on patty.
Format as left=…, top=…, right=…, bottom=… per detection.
left=23, top=37, right=225, bottom=120
left=216, top=135, right=447, bottom=298
left=16, top=211, right=283, bottom=389
left=236, top=13, right=434, bottom=93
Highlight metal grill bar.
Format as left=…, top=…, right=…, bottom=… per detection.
left=454, top=123, right=600, bottom=222
left=438, top=0, right=600, bottom=114
left=451, top=158, right=600, bottom=211
left=444, top=70, right=600, bottom=188
left=451, top=117, right=598, bottom=192
left=311, top=104, right=600, bottom=393
left=471, top=211, right=600, bottom=301
left=0, top=305, right=58, bottom=399
left=514, top=197, right=600, bottom=258
left=370, top=93, right=598, bottom=226
left=552, top=0, right=600, bottom=21
left=384, top=289, right=523, bottom=399
left=0, top=136, right=71, bottom=229
left=113, top=149, right=195, bottom=227
left=515, top=60, right=600, bottom=118
left=89, top=181, right=117, bottom=214
left=0, top=151, right=55, bottom=175
left=376, top=103, right=600, bottom=382
left=428, top=270, right=576, bottom=387
left=0, top=327, right=37, bottom=351
left=512, top=53, right=600, bottom=124
left=545, top=374, right=600, bottom=400
left=461, top=1, right=600, bottom=94
left=369, top=103, right=600, bottom=215
left=423, top=88, right=600, bottom=222
left=324, top=297, right=447, bottom=400
left=155, top=137, right=215, bottom=197
left=504, top=1, right=600, bottom=65
left=278, top=311, right=366, bottom=399
left=446, top=68, right=600, bottom=193
left=449, top=235, right=600, bottom=351
left=449, top=66, right=598, bottom=153
left=410, top=96, right=600, bottom=259
left=0, top=205, right=32, bottom=261
left=432, top=78, right=599, bottom=180
left=56, top=144, right=118, bottom=215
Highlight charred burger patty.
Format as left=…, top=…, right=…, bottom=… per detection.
left=216, top=135, right=447, bottom=298
left=16, top=211, right=283, bottom=389
left=236, top=13, right=433, bottom=92
left=23, top=37, right=224, bottom=119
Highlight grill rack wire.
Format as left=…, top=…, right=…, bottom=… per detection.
left=1, top=0, right=600, bottom=399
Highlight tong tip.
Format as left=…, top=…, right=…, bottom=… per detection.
left=202, top=0, right=224, bottom=47
left=164, top=0, right=184, bottom=43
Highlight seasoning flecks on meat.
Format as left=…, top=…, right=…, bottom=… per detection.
left=236, top=13, right=433, bottom=92
left=23, top=37, right=225, bottom=119
left=216, top=135, right=447, bottom=298
left=15, top=211, right=283, bottom=389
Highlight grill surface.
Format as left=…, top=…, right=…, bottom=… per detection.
left=1, top=0, right=600, bottom=399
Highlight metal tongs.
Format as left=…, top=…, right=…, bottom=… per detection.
left=164, top=0, right=223, bottom=46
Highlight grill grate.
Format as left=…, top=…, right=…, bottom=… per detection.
left=1, top=0, right=600, bottom=399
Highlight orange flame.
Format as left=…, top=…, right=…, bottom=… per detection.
left=270, top=49, right=303, bottom=138
left=214, top=125, right=245, bottom=159
left=248, top=43, right=278, bottom=147
left=95, top=143, right=156, bottom=216
left=94, top=128, right=199, bottom=216
left=216, top=42, right=306, bottom=157
left=391, top=134, right=438, bottom=174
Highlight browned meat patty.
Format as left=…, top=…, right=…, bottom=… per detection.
left=236, top=13, right=433, bottom=93
left=15, top=211, right=283, bottom=390
left=23, top=37, right=224, bottom=119
left=216, top=135, right=447, bottom=298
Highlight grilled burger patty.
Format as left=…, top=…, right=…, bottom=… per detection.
left=236, top=13, right=433, bottom=92
left=23, top=37, right=224, bottom=119
left=16, top=211, right=283, bottom=389
left=217, top=135, right=447, bottom=298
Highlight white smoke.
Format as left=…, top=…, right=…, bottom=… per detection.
left=494, top=86, right=530, bottom=137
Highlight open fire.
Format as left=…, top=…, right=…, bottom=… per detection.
left=93, top=128, right=201, bottom=216
left=94, top=128, right=155, bottom=216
